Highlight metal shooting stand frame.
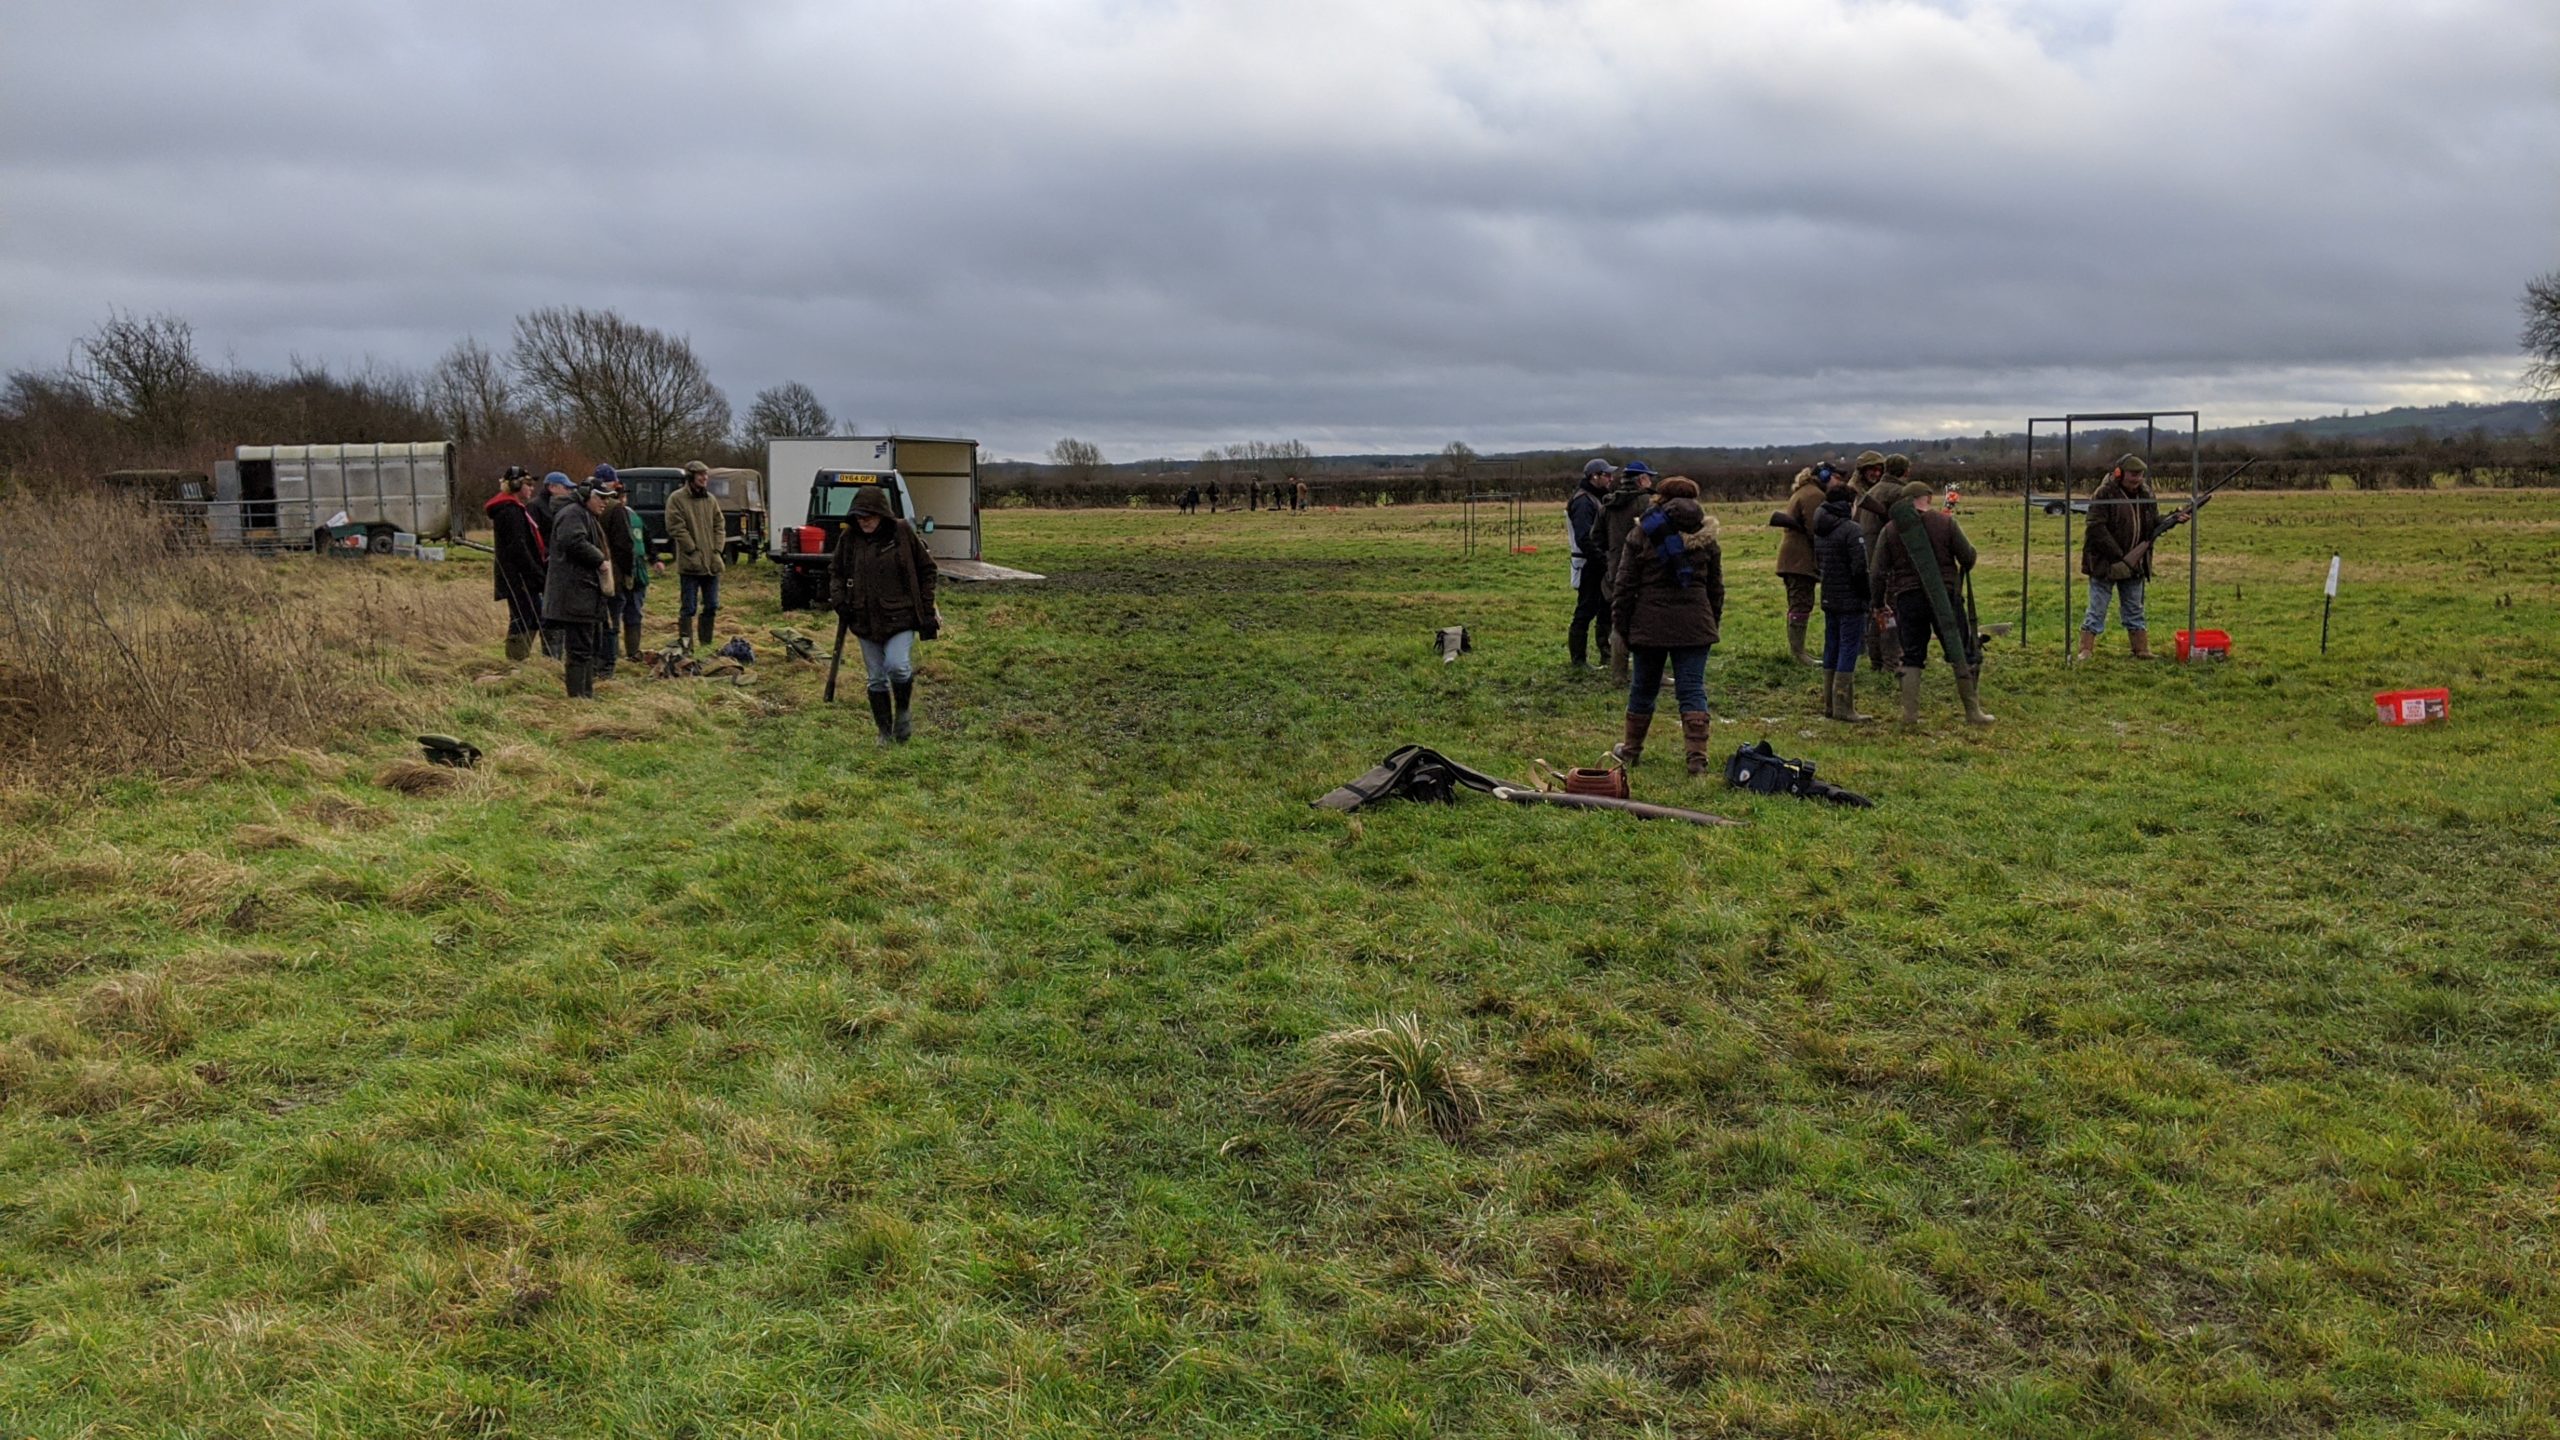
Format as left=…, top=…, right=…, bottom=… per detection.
left=1461, top=485, right=1528, bottom=558
left=2020, top=410, right=2205, bottom=660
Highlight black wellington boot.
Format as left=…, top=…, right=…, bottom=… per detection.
left=867, top=689, right=895, bottom=746
left=892, top=679, right=914, bottom=742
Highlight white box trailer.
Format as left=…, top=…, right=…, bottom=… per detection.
left=766, top=435, right=1039, bottom=605
left=767, top=435, right=981, bottom=561
left=211, top=441, right=457, bottom=550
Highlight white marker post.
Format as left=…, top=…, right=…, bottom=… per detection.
left=2321, top=554, right=2341, bottom=655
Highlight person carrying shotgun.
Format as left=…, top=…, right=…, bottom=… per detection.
left=1877, top=477, right=1993, bottom=726
left=828, top=485, right=941, bottom=746
left=2078, top=453, right=2162, bottom=660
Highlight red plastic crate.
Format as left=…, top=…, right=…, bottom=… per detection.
left=2175, top=628, right=2231, bottom=661
left=2374, top=688, right=2449, bottom=726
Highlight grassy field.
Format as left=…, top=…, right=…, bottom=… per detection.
left=4, top=491, right=2557, bottom=1438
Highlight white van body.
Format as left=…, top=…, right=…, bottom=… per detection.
left=765, top=436, right=979, bottom=562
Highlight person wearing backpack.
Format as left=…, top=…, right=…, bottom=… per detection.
left=829, top=485, right=942, bottom=745
left=1608, top=477, right=1725, bottom=774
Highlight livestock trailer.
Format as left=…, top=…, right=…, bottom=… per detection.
left=766, top=436, right=981, bottom=564
left=210, top=441, right=457, bottom=551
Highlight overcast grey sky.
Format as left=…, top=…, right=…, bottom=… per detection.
left=4, top=0, right=2554, bottom=459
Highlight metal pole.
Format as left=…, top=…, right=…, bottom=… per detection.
left=2187, top=415, right=2201, bottom=660
left=2020, top=421, right=2033, bottom=646
left=2062, top=423, right=2074, bottom=661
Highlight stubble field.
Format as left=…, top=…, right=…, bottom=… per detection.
left=3, top=491, right=2556, bottom=1438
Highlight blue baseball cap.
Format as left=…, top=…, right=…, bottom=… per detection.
left=590, top=463, right=618, bottom=485
left=542, top=471, right=573, bottom=490
left=1622, top=460, right=1654, bottom=477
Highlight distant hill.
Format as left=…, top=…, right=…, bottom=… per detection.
left=2199, top=401, right=2548, bottom=445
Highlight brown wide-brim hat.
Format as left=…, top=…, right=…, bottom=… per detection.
left=1853, top=450, right=1886, bottom=469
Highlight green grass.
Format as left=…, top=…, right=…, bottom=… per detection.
left=3, top=491, right=2557, bottom=1438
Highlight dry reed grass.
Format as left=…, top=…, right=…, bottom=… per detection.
left=1271, top=1013, right=1493, bottom=1141
left=0, top=486, right=479, bottom=784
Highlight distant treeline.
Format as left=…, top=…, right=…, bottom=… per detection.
left=986, top=444, right=2560, bottom=509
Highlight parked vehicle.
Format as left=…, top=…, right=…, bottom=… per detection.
left=617, top=466, right=766, bottom=565
left=773, top=467, right=923, bottom=611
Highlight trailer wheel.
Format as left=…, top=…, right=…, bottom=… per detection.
left=778, top=567, right=810, bottom=612
left=366, top=526, right=396, bottom=554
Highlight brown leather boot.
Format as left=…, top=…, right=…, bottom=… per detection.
left=1682, top=711, right=1712, bottom=775
left=1612, top=712, right=1651, bottom=767
left=2077, top=630, right=2096, bottom=663
left=2127, top=628, right=2155, bottom=660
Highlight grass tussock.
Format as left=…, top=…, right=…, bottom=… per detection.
left=293, top=794, right=387, bottom=830
left=376, top=759, right=468, bottom=797
left=230, top=823, right=303, bottom=852
left=78, top=970, right=195, bottom=1056
left=388, top=856, right=509, bottom=914
left=0, top=486, right=479, bottom=784
left=153, top=851, right=251, bottom=928
left=1273, top=1012, right=1492, bottom=1141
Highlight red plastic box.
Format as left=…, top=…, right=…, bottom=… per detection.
left=2175, top=628, right=2231, bottom=661
left=2375, top=688, right=2449, bottom=726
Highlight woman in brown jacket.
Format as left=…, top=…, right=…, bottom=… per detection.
left=1608, top=478, right=1726, bottom=774
left=829, top=486, right=941, bottom=745
left=1772, top=464, right=1827, bottom=663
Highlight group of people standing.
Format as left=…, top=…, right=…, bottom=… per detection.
left=484, top=461, right=730, bottom=699
left=483, top=465, right=940, bottom=741
left=1567, top=447, right=2002, bottom=763
left=1178, top=478, right=1309, bottom=514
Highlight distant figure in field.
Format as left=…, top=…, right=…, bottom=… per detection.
left=1565, top=457, right=1620, bottom=672
left=542, top=479, right=612, bottom=699
left=1877, top=478, right=1993, bottom=726
left=2080, top=453, right=2162, bottom=661
left=1207, top=482, right=1221, bottom=513
left=485, top=467, right=547, bottom=664
left=1295, top=479, right=1309, bottom=511
left=1772, top=462, right=1830, bottom=665
left=1180, top=484, right=1199, bottom=515
left=1249, top=479, right=1262, bottom=511
left=1597, top=462, right=1656, bottom=684
left=1812, top=482, right=1874, bottom=722
left=830, top=485, right=942, bottom=746
left=1609, top=477, right=1725, bottom=774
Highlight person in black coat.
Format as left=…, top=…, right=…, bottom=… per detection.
left=1811, top=483, right=1873, bottom=722
left=542, top=482, right=611, bottom=698
left=484, top=468, right=547, bottom=663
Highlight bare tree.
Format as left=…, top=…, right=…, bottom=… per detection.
left=76, top=309, right=202, bottom=448
left=1050, top=436, right=1105, bottom=485
left=2524, top=271, right=2560, bottom=419
left=509, top=306, right=731, bottom=464
left=425, top=337, right=523, bottom=447
left=1440, top=440, right=1478, bottom=483
left=742, top=381, right=834, bottom=446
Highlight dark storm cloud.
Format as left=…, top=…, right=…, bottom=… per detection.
left=4, top=0, right=2554, bottom=458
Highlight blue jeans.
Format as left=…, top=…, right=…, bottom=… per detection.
left=2083, top=577, right=2146, bottom=635
left=617, top=583, right=646, bottom=627
left=858, top=631, right=916, bottom=693
left=1627, top=644, right=1710, bottom=716
left=1820, top=611, right=1866, bottom=674
left=678, top=572, right=721, bottom=621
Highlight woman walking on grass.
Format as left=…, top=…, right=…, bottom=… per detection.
left=1608, top=477, right=1725, bottom=775
left=829, top=486, right=942, bottom=746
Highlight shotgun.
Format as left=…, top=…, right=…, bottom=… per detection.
left=822, top=614, right=850, bottom=703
